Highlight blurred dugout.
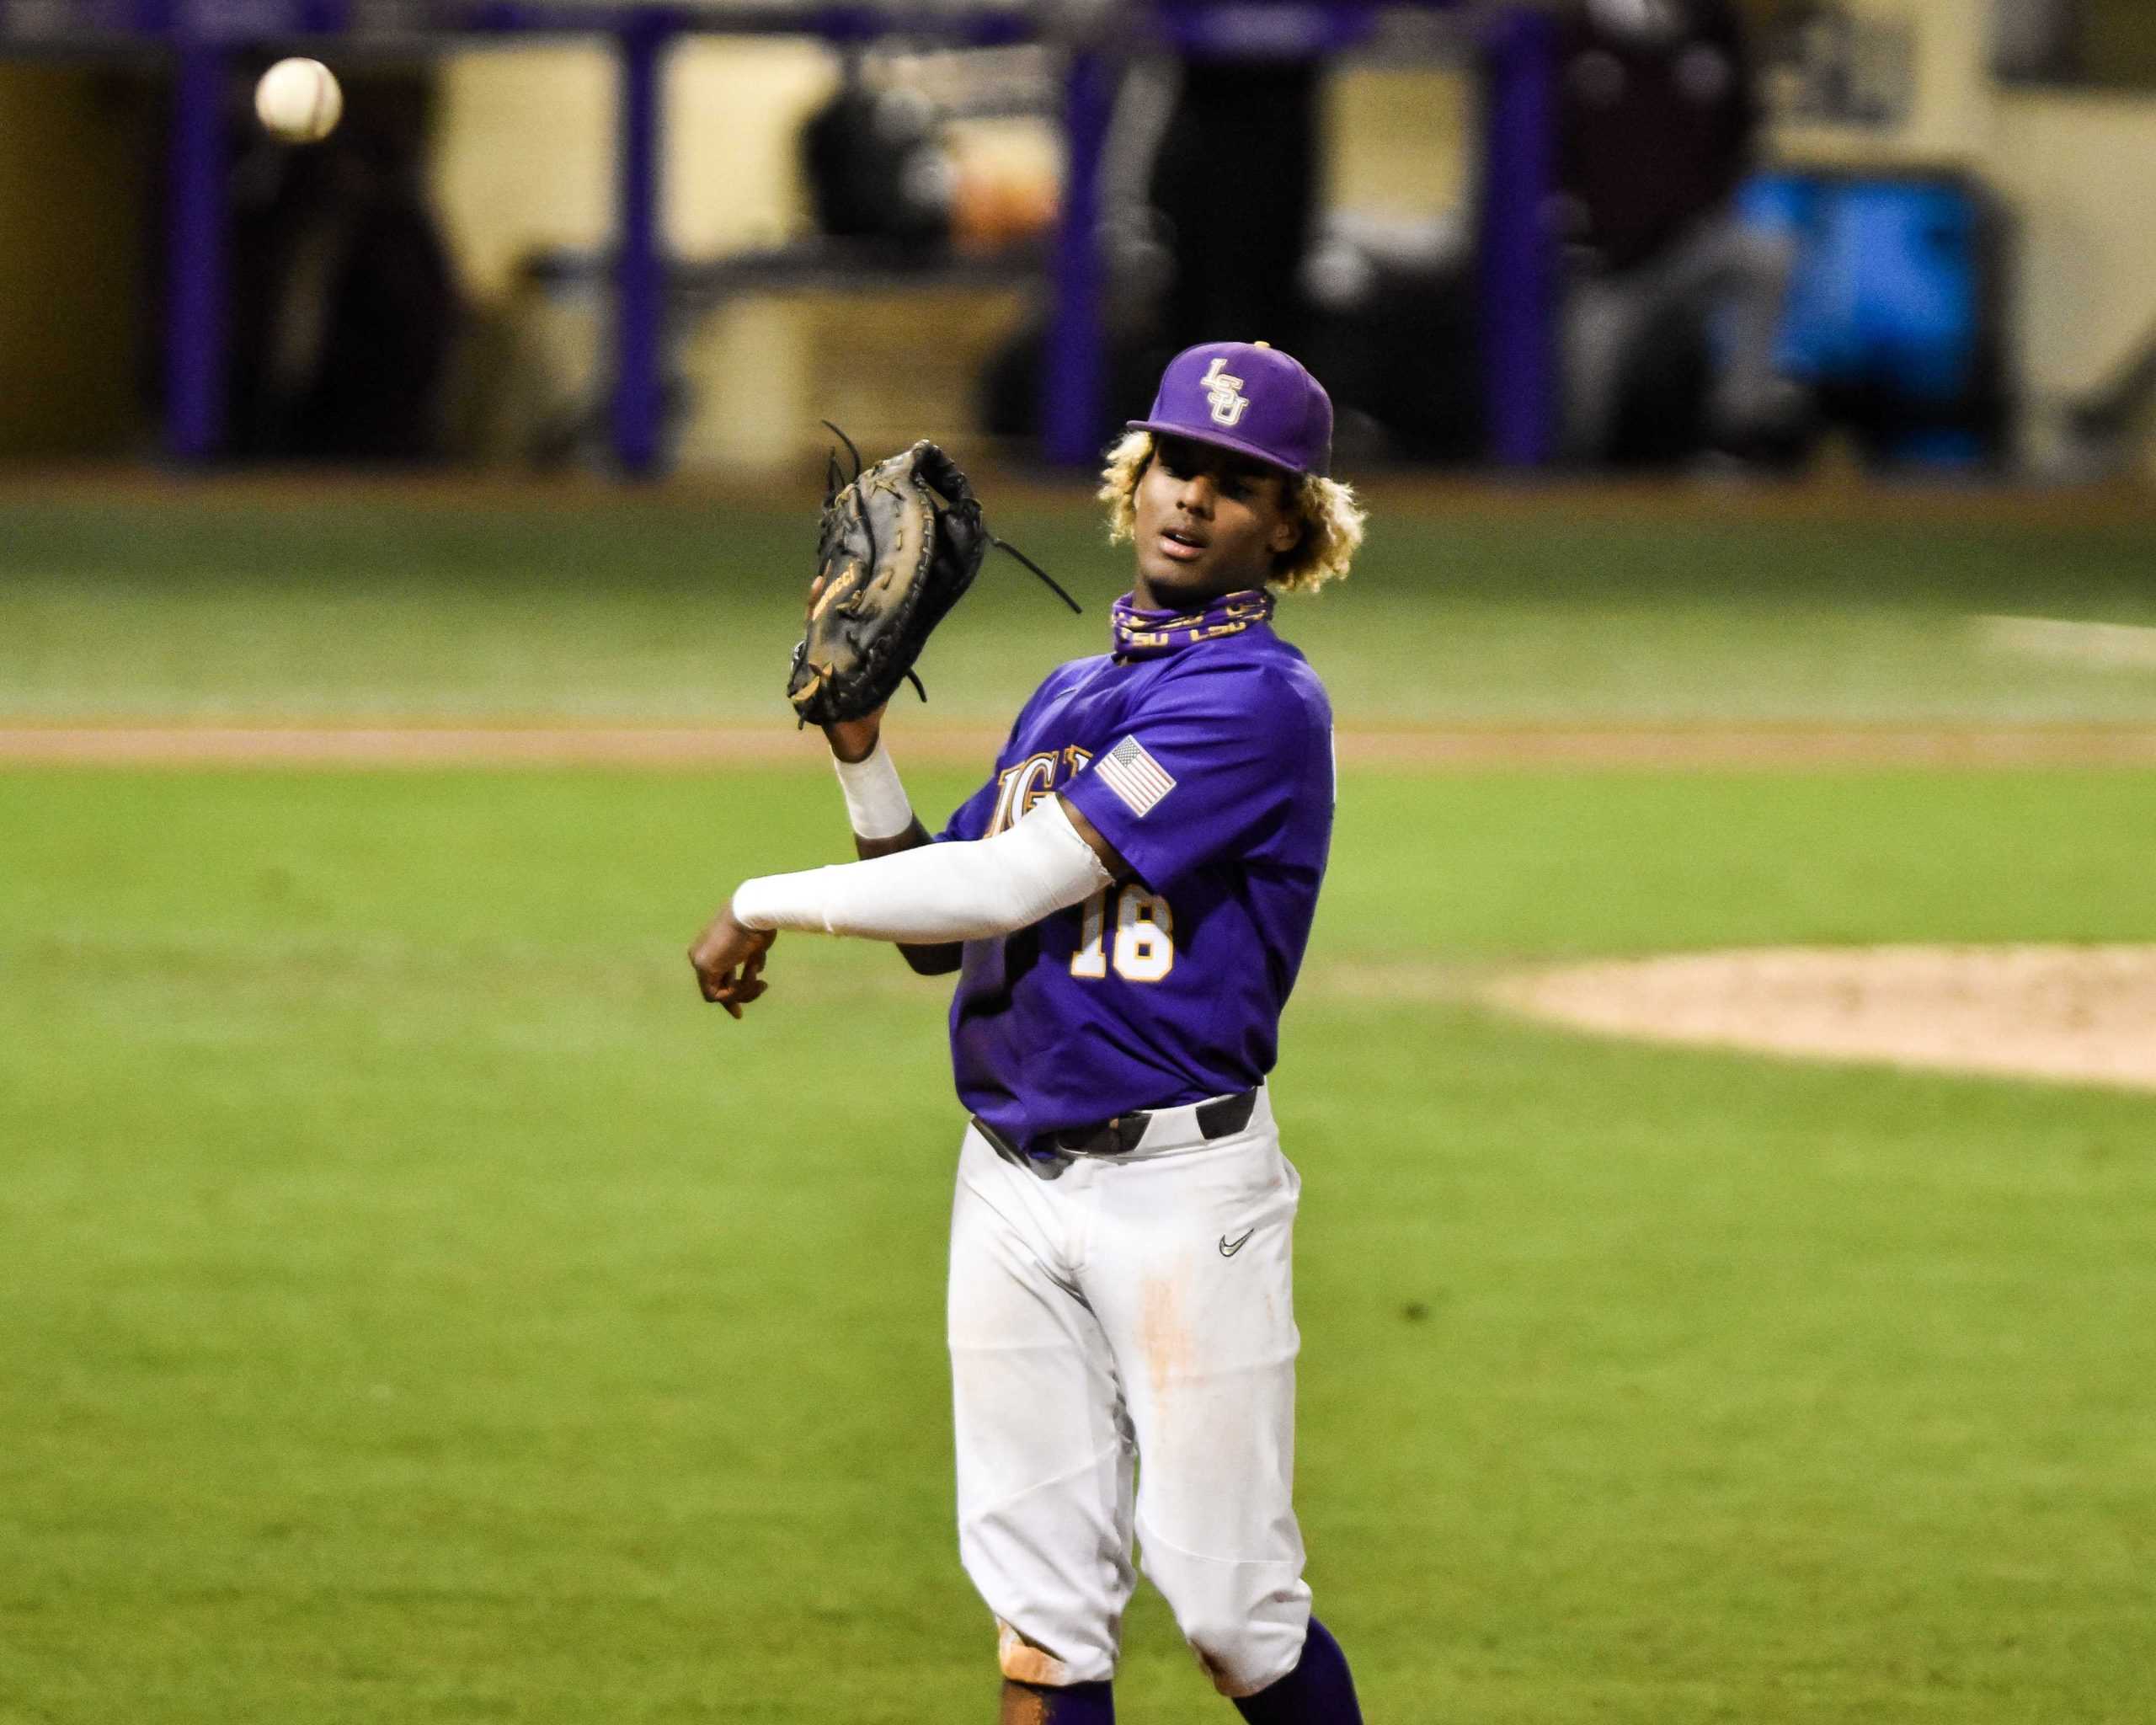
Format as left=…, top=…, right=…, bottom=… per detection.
left=1, top=0, right=2155, bottom=478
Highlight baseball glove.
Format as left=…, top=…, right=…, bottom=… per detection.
left=787, top=429, right=1078, bottom=728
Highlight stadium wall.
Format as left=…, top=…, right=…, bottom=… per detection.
left=0, top=12, right=2152, bottom=469
left=0, top=66, right=147, bottom=456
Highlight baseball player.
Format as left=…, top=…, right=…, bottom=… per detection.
left=690, top=342, right=1367, bottom=1723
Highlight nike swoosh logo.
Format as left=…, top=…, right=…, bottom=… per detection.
left=1219, top=1228, right=1256, bottom=1258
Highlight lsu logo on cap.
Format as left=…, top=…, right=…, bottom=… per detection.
left=1200, top=357, right=1250, bottom=427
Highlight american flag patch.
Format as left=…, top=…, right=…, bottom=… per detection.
left=1095, top=734, right=1177, bottom=817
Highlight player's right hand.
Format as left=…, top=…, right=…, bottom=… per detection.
left=688, top=905, right=776, bottom=1020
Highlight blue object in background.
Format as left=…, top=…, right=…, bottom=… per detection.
left=1738, top=171, right=1992, bottom=463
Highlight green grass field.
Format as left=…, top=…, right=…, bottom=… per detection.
left=5, top=484, right=2156, bottom=723
left=3, top=486, right=2154, bottom=1722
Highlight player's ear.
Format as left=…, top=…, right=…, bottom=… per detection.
left=1269, top=470, right=1315, bottom=556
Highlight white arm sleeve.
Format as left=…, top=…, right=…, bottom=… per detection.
left=730, top=796, right=1113, bottom=943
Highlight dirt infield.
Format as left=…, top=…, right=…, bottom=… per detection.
left=1489, top=945, right=2156, bottom=1093
left=7, top=724, right=2156, bottom=769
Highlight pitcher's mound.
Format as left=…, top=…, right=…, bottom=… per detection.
left=1489, top=946, right=2156, bottom=1093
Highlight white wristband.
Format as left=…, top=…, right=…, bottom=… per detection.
left=832, top=740, right=915, bottom=841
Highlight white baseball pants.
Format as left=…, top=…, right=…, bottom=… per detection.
left=947, top=1087, right=1311, bottom=1697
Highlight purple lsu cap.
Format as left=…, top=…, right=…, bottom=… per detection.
left=1128, top=340, right=1334, bottom=478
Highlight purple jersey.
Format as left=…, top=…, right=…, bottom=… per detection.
left=937, top=608, right=1334, bottom=1148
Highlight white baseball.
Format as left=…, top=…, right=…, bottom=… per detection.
left=254, top=57, right=343, bottom=145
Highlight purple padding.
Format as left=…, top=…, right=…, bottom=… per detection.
left=167, top=38, right=227, bottom=461
left=611, top=9, right=668, bottom=476
left=1479, top=4, right=1559, bottom=467
left=1043, top=49, right=1113, bottom=466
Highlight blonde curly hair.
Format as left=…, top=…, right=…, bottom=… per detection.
left=1097, top=430, right=1365, bottom=594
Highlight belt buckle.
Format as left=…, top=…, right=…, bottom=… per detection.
left=1055, top=1111, right=1147, bottom=1158
left=1048, top=1090, right=1255, bottom=1160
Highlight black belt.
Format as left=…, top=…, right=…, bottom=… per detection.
left=974, top=1087, right=1260, bottom=1164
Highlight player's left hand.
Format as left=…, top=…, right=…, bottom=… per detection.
left=688, top=905, right=776, bottom=1019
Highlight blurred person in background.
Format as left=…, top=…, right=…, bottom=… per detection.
left=227, top=69, right=458, bottom=462
left=1145, top=8, right=1321, bottom=360
left=980, top=0, right=1326, bottom=447
left=1554, top=0, right=1805, bottom=465
left=799, top=52, right=957, bottom=259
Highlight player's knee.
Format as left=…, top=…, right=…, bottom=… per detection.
left=1176, top=1610, right=1307, bottom=1697
left=1149, top=1570, right=1310, bottom=1696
